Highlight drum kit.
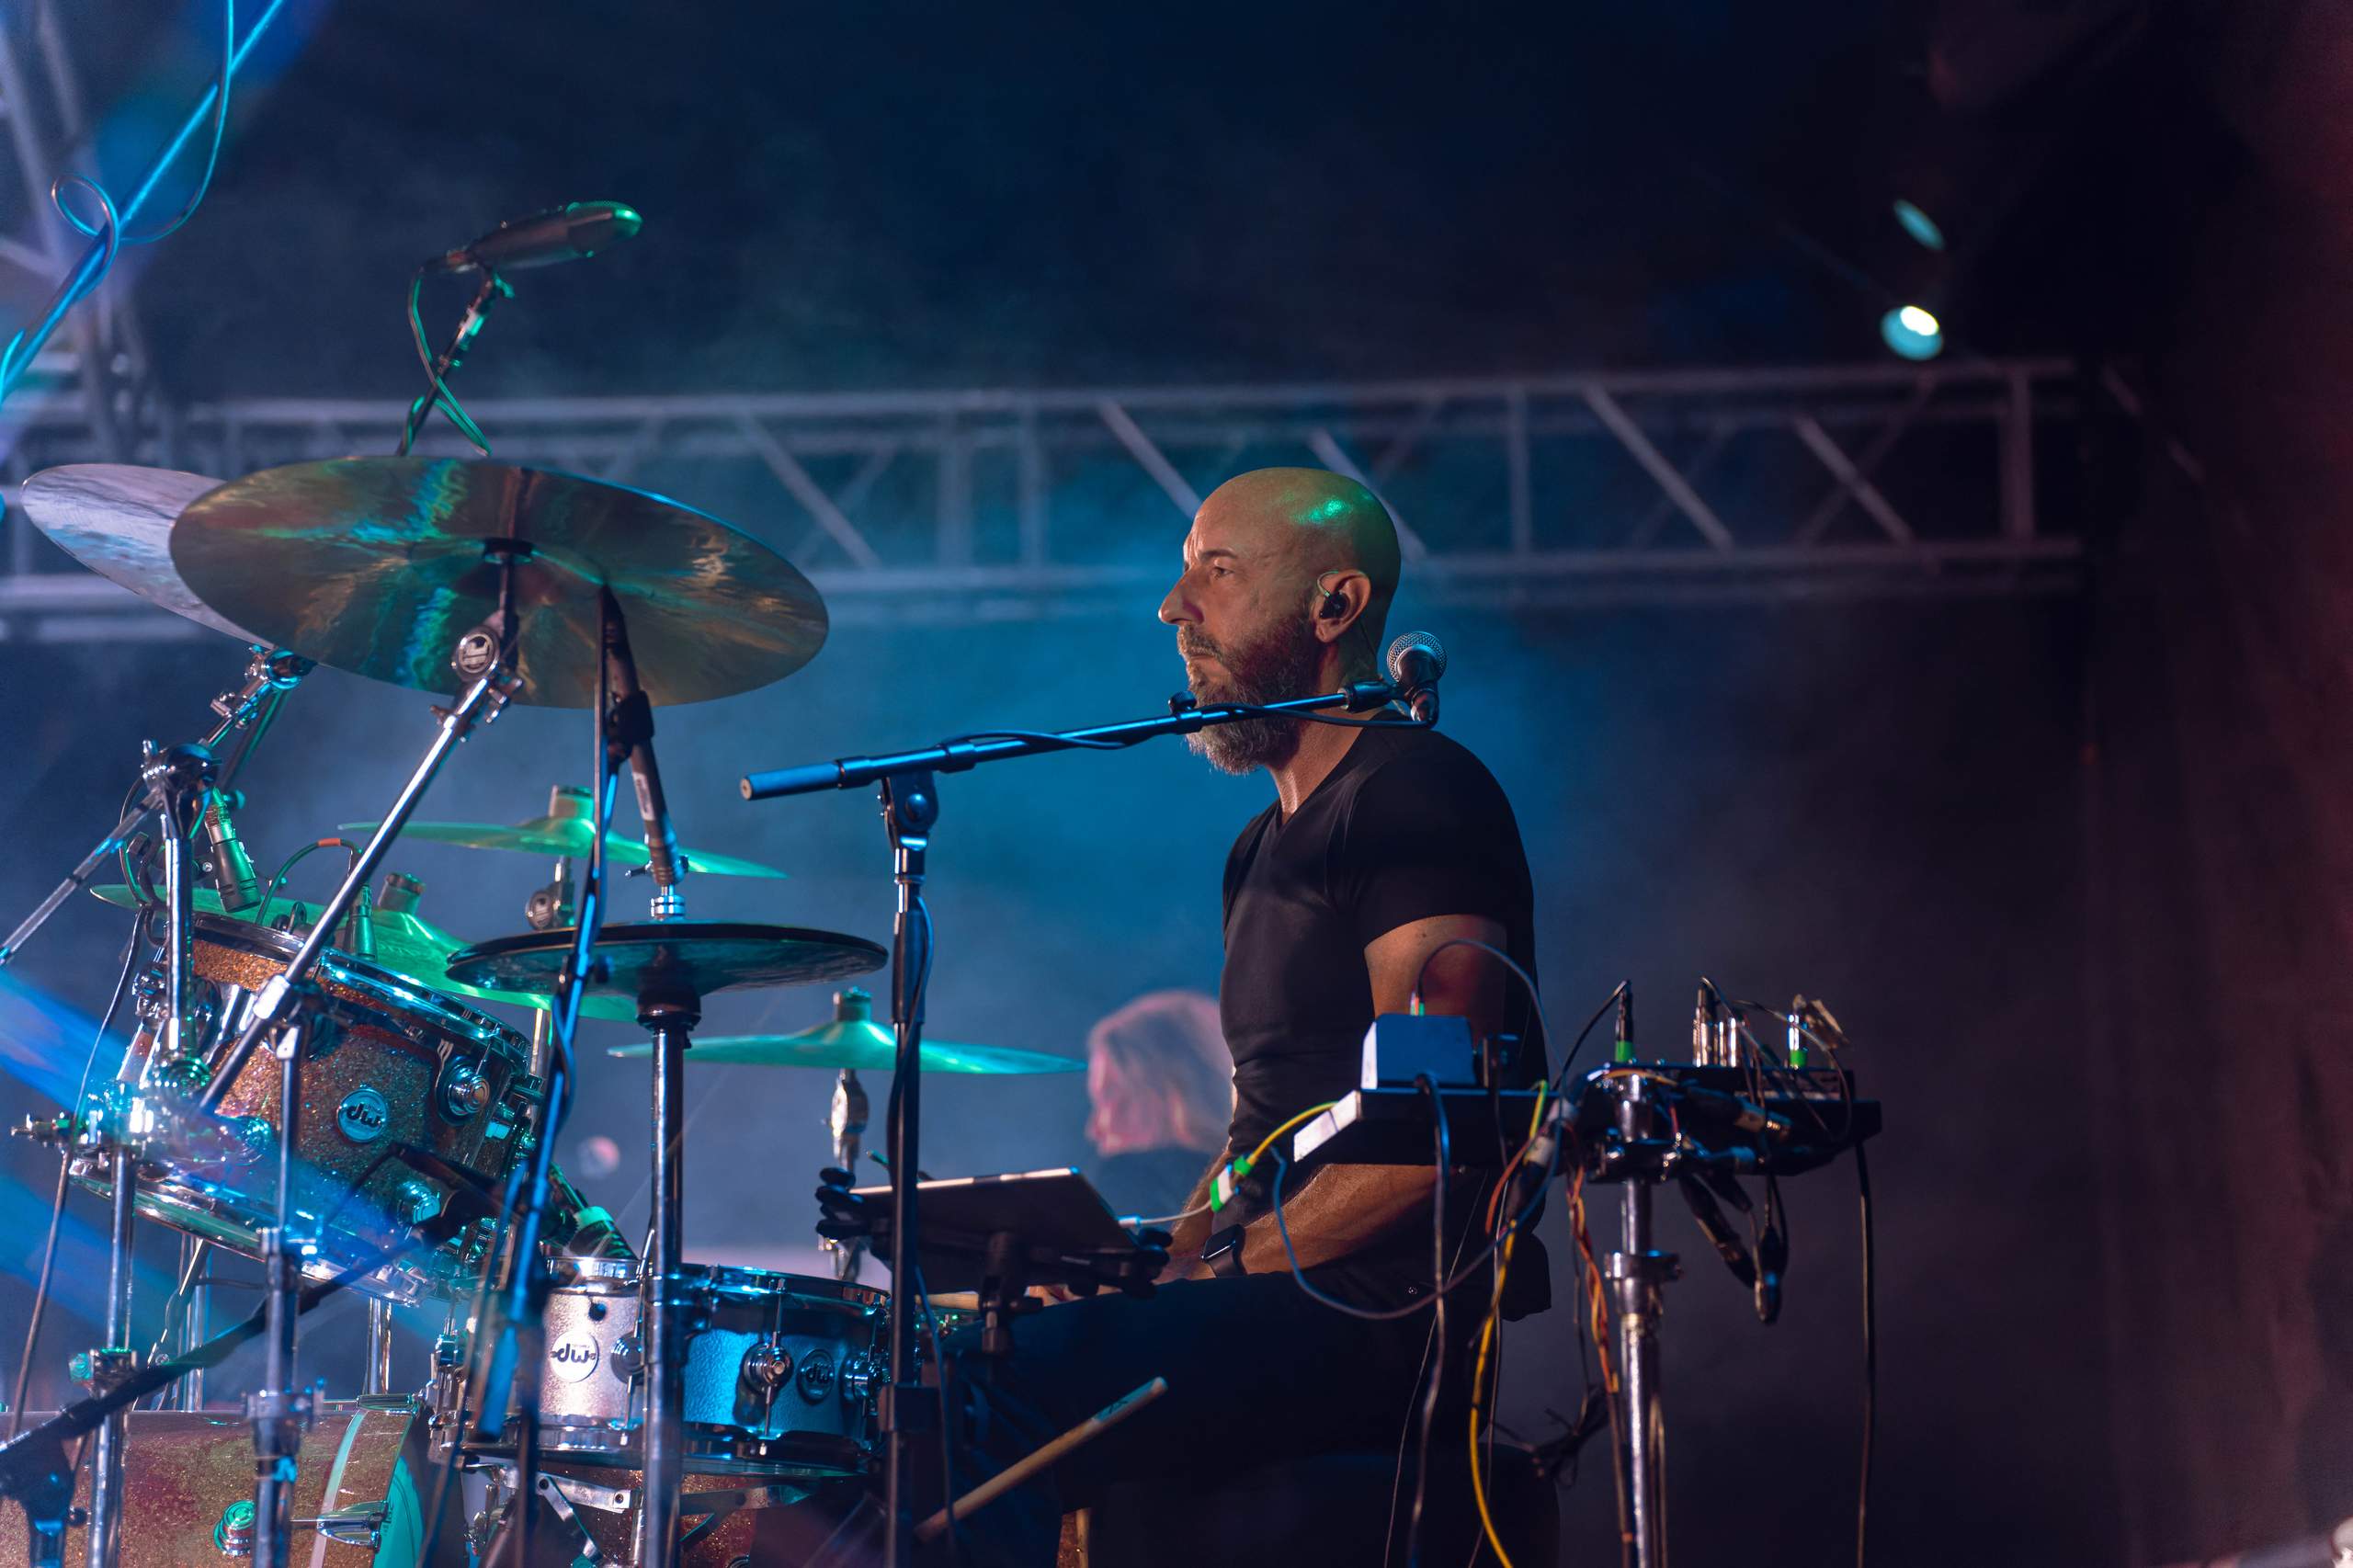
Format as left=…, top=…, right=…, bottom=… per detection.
left=0, top=458, right=1086, bottom=1566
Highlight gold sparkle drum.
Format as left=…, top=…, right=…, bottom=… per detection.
left=525, top=1259, right=889, bottom=1477
left=77, top=912, right=535, bottom=1303
left=0, top=1398, right=457, bottom=1567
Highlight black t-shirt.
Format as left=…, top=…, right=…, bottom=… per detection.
left=1217, top=723, right=1544, bottom=1303
left=1089, top=1146, right=1218, bottom=1223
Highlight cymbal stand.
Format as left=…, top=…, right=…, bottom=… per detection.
left=475, top=598, right=641, bottom=1568
left=595, top=586, right=694, bottom=1568
left=74, top=739, right=215, bottom=1568
left=198, top=561, right=523, bottom=1568
left=0, top=643, right=308, bottom=971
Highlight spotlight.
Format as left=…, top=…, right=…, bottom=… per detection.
left=1880, top=303, right=1944, bottom=361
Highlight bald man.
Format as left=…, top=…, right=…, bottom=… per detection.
left=940, top=469, right=1546, bottom=1566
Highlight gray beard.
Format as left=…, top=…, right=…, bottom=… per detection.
left=1184, top=623, right=1326, bottom=776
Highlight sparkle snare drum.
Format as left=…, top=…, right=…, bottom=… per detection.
left=77, top=912, right=536, bottom=1303
left=0, top=1398, right=458, bottom=1567
left=528, top=1259, right=889, bottom=1477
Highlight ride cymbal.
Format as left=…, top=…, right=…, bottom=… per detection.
left=171, top=457, right=826, bottom=706
left=447, top=922, right=886, bottom=1007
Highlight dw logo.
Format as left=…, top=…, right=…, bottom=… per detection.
left=550, top=1333, right=602, bottom=1381
left=335, top=1087, right=391, bottom=1144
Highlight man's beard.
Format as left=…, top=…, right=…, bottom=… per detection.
left=1178, top=620, right=1326, bottom=775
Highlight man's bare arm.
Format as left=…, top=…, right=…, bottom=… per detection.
left=1230, top=913, right=1508, bottom=1274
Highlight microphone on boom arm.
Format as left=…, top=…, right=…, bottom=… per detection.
left=1384, top=631, right=1447, bottom=724
left=427, top=201, right=642, bottom=275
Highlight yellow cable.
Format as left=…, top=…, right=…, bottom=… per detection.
left=1469, top=1076, right=1551, bottom=1568
left=1242, top=1101, right=1340, bottom=1170
left=1471, top=1227, right=1518, bottom=1568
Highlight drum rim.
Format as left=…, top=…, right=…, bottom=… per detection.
left=191, top=909, right=529, bottom=1060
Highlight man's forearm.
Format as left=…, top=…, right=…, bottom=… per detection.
left=1236, top=1163, right=1436, bottom=1274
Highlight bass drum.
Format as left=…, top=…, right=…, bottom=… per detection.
left=0, top=1398, right=460, bottom=1567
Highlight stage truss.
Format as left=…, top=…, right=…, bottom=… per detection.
left=0, top=358, right=2080, bottom=635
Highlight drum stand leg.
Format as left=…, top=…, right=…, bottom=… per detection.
left=161, top=1239, right=210, bottom=1412
left=637, top=1000, right=698, bottom=1568
left=364, top=1300, right=396, bottom=1397
left=80, top=1149, right=136, bottom=1568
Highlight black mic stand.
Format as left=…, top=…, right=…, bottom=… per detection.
left=195, top=562, right=523, bottom=1568
left=0, top=642, right=309, bottom=971
left=740, top=681, right=1427, bottom=1568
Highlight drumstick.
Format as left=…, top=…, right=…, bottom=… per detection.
left=914, top=1377, right=1167, bottom=1544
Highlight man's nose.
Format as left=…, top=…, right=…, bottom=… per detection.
left=1157, top=576, right=1196, bottom=626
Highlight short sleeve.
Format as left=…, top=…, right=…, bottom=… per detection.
left=1330, top=742, right=1524, bottom=949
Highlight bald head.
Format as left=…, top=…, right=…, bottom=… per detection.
left=1196, top=467, right=1401, bottom=607
left=1188, top=468, right=1401, bottom=678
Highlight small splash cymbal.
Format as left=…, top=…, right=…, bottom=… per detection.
left=605, top=987, right=1081, bottom=1075
left=345, top=787, right=786, bottom=879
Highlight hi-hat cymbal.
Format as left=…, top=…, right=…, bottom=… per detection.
left=604, top=988, right=1082, bottom=1076
left=86, top=884, right=636, bottom=1022
left=170, top=457, right=827, bottom=706
left=17, top=465, right=267, bottom=643
left=447, top=922, right=886, bottom=1006
left=344, top=786, right=786, bottom=879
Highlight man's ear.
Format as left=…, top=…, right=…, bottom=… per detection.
left=1310, top=570, right=1372, bottom=642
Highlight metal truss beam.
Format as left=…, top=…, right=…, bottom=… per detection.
left=0, top=2, right=158, bottom=471
left=0, top=358, right=2084, bottom=637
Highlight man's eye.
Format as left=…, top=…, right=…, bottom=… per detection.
left=1209, top=565, right=1232, bottom=579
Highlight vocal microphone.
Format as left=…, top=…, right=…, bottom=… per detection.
left=428, top=200, right=642, bottom=275
left=1383, top=630, right=1447, bottom=724
left=196, top=788, right=260, bottom=914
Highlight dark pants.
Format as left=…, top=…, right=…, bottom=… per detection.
left=931, top=1274, right=1459, bottom=1568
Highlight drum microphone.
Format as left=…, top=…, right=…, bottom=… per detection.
left=1383, top=631, right=1446, bottom=724
left=196, top=788, right=261, bottom=914
left=428, top=200, right=643, bottom=275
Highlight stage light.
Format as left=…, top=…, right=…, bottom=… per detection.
left=1892, top=199, right=1946, bottom=252
left=1880, top=304, right=1944, bottom=361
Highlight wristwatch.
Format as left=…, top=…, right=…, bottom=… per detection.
left=1202, top=1223, right=1248, bottom=1278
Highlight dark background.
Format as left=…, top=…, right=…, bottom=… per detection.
left=4, top=2, right=2349, bottom=1563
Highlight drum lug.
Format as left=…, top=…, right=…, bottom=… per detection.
left=741, top=1336, right=794, bottom=1401
left=438, top=1058, right=493, bottom=1121
left=214, top=1498, right=256, bottom=1557
left=840, top=1350, right=878, bottom=1402
left=394, top=1178, right=444, bottom=1227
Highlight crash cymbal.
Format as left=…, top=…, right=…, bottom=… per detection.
left=447, top=922, right=886, bottom=1006
left=604, top=987, right=1082, bottom=1075
left=86, top=884, right=636, bottom=1022
left=171, top=457, right=827, bottom=706
left=344, top=785, right=786, bottom=879
left=17, top=465, right=267, bottom=643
